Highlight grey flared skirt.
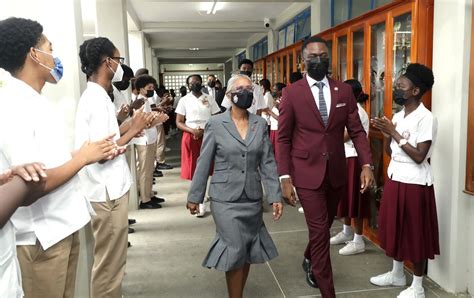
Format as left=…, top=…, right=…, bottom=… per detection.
left=203, top=195, right=278, bottom=272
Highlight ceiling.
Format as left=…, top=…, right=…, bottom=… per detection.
left=126, top=0, right=310, bottom=63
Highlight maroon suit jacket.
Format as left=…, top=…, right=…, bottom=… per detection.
left=276, top=76, right=372, bottom=190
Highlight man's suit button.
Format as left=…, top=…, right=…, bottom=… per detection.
left=322, top=153, right=327, bottom=156
left=324, top=133, right=328, bottom=136
left=242, top=154, right=245, bottom=157
left=241, top=170, right=245, bottom=173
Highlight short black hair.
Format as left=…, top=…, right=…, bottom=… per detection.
left=344, top=79, right=368, bottom=103
left=403, top=63, right=435, bottom=97
left=259, top=79, right=271, bottom=92
left=121, top=64, right=134, bottom=79
left=289, top=71, right=303, bottom=83
left=135, top=68, right=149, bottom=76
left=238, top=59, right=254, bottom=69
left=0, top=17, right=44, bottom=74
left=79, top=37, right=116, bottom=77
left=179, top=86, right=187, bottom=96
left=186, top=74, right=203, bottom=86
left=135, top=74, right=157, bottom=90
left=302, top=36, right=329, bottom=52
left=207, top=74, right=216, bottom=79
left=275, top=82, right=286, bottom=92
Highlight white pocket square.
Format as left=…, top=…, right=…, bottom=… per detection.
left=336, top=103, right=346, bottom=108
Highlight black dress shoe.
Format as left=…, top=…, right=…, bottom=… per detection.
left=128, top=227, right=135, bottom=234
left=153, top=170, right=163, bottom=177
left=156, top=163, right=173, bottom=170
left=302, top=257, right=311, bottom=273
left=128, top=219, right=136, bottom=225
left=306, top=270, right=318, bottom=288
left=139, top=201, right=161, bottom=209
left=151, top=196, right=165, bottom=203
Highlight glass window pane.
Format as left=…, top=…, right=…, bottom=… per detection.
left=370, top=22, right=386, bottom=118
left=278, top=29, right=286, bottom=49
left=326, top=39, right=333, bottom=76
left=286, top=23, right=295, bottom=46
left=392, top=13, right=412, bottom=114
left=352, top=30, right=364, bottom=84
left=333, top=0, right=349, bottom=26
left=351, top=0, right=372, bottom=18
left=283, top=55, right=287, bottom=84
left=296, top=14, right=311, bottom=41
left=289, top=52, right=294, bottom=74
left=338, top=35, right=348, bottom=81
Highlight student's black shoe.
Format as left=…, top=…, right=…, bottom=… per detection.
left=128, top=219, right=136, bottom=225
left=156, top=163, right=173, bottom=170
left=151, top=196, right=165, bottom=203
left=139, top=201, right=161, bottom=209
left=128, top=227, right=135, bottom=234
left=153, top=170, right=163, bottom=177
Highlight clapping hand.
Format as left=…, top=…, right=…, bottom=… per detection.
left=371, top=116, right=396, bottom=138
left=9, top=163, right=47, bottom=183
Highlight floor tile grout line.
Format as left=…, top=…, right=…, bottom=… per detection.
left=297, top=286, right=401, bottom=297
left=266, top=261, right=286, bottom=298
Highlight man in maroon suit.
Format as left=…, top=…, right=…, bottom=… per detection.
left=277, top=36, right=375, bottom=298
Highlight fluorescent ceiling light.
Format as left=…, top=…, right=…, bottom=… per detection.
left=202, top=1, right=223, bottom=15
left=189, top=48, right=200, bottom=51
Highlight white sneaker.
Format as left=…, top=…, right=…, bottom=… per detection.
left=370, top=271, right=407, bottom=287
left=298, top=207, right=304, bottom=214
left=339, top=240, right=365, bottom=255
left=330, top=231, right=353, bottom=245
left=397, top=286, right=425, bottom=298
left=195, top=203, right=206, bottom=217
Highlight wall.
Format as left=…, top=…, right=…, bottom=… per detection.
left=430, top=0, right=473, bottom=294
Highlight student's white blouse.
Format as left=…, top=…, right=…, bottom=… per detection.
left=75, top=82, right=132, bottom=202
left=344, top=103, right=369, bottom=158
left=175, top=93, right=220, bottom=129
left=130, top=95, right=158, bottom=145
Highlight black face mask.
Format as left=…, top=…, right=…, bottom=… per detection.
left=272, top=92, right=278, bottom=98
left=114, top=81, right=130, bottom=91
left=231, top=89, right=254, bottom=109
left=190, top=82, right=202, bottom=93
left=393, top=89, right=409, bottom=106
left=240, top=70, right=253, bottom=78
left=146, top=90, right=155, bottom=98
left=306, top=57, right=329, bottom=81
left=208, top=81, right=216, bottom=88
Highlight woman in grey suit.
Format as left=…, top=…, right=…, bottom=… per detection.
left=187, top=74, right=283, bottom=298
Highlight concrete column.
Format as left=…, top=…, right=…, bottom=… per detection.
left=1, top=1, right=94, bottom=297
left=310, top=0, right=331, bottom=35
left=430, top=0, right=474, bottom=294
left=128, top=31, right=146, bottom=74
left=95, top=0, right=130, bottom=62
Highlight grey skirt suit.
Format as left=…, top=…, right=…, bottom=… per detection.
left=187, top=110, right=282, bottom=272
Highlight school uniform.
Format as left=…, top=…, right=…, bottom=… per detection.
left=261, top=91, right=274, bottom=126
left=337, top=103, right=370, bottom=219
left=112, top=85, right=131, bottom=114
left=221, top=82, right=266, bottom=114
left=130, top=95, right=158, bottom=203
left=75, top=81, right=132, bottom=298
left=269, top=106, right=279, bottom=156
left=378, top=103, right=440, bottom=262
left=0, top=77, right=92, bottom=298
left=176, top=93, right=220, bottom=180
left=153, top=94, right=167, bottom=164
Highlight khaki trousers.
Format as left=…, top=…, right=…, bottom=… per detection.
left=17, top=231, right=80, bottom=298
left=90, top=192, right=129, bottom=298
left=135, top=143, right=157, bottom=203
left=155, top=125, right=166, bottom=163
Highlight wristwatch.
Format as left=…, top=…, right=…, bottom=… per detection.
left=362, top=164, right=375, bottom=171
left=398, top=138, right=408, bottom=147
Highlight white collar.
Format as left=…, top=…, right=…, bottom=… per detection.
left=306, top=74, right=329, bottom=88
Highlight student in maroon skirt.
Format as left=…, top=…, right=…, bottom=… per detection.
left=267, top=82, right=286, bottom=156
left=371, top=63, right=438, bottom=298
left=176, top=74, right=220, bottom=216
left=330, top=79, right=370, bottom=256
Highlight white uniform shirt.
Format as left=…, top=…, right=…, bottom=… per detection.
left=130, top=95, right=158, bottom=145
left=306, top=75, right=331, bottom=118
left=344, top=103, right=369, bottom=157
left=261, top=91, right=274, bottom=125
left=270, top=106, right=279, bottom=131
left=206, top=86, right=216, bottom=100
left=0, top=77, right=91, bottom=249
left=75, top=82, right=132, bottom=202
left=176, top=93, right=220, bottom=129
left=0, top=222, right=23, bottom=298
left=387, top=103, right=437, bottom=186
left=112, top=85, right=131, bottom=114
left=222, top=81, right=266, bottom=114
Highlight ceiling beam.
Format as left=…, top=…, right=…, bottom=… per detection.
left=160, top=58, right=228, bottom=64
left=142, top=21, right=268, bottom=33
left=141, top=0, right=308, bottom=2
left=155, top=48, right=236, bottom=59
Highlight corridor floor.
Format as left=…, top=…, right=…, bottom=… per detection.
left=123, top=133, right=464, bottom=298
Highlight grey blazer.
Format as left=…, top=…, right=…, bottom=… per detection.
left=187, top=110, right=282, bottom=204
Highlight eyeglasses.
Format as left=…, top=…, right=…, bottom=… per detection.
left=111, top=56, right=125, bottom=64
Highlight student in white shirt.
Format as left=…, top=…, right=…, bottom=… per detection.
left=259, top=79, right=274, bottom=129
left=0, top=18, right=121, bottom=298
left=76, top=37, right=150, bottom=297
left=221, top=59, right=266, bottom=115
left=266, top=82, right=286, bottom=157
left=204, top=74, right=218, bottom=99
left=371, top=63, right=438, bottom=298
left=113, top=64, right=134, bottom=123
left=330, top=79, right=370, bottom=256
left=176, top=75, right=220, bottom=216
left=131, top=75, right=169, bottom=209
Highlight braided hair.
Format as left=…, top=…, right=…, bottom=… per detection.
left=0, top=17, right=44, bottom=74
left=78, top=37, right=116, bottom=77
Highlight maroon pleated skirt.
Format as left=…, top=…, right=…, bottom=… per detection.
left=337, top=157, right=370, bottom=219
left=269, top=129, right=278, bottom=157
left=180, top=131, right=203, bottom=180
left=378, top=179, right=440, bottom=262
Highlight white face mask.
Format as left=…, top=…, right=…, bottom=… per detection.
left=109, top=58, right=124, bottom=83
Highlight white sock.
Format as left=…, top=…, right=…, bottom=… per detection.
left=353, top=233, right=364, bottom=244
left=411, top=275, right=423, bottom=289
left=391, top=260, right=404, bottom=277
left=343, top=224, right=353, bottom=236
